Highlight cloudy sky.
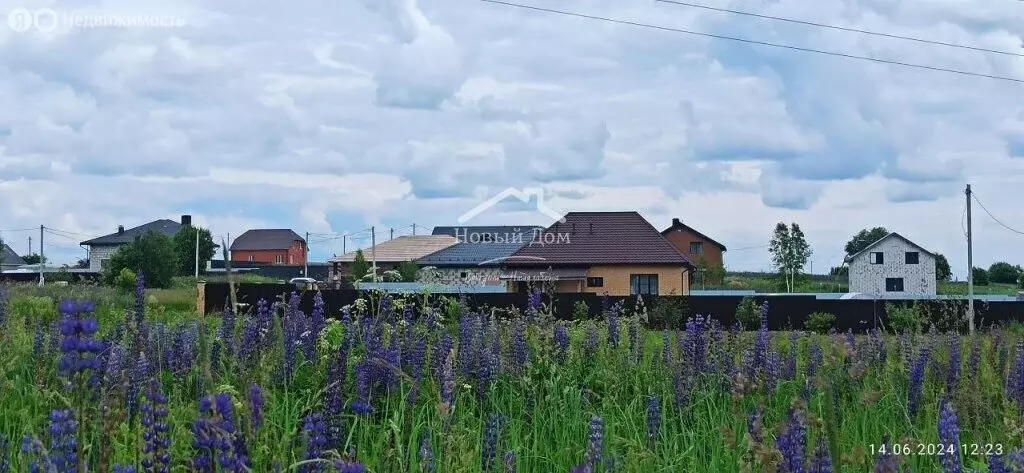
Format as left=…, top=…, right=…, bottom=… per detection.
left=1, top=0, right=1022, bottom=276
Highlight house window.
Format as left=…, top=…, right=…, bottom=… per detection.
left=100, top=258, right=110, bottom=269
left=248, top=255, right=255, bottom=263
left=905, top=252, right=919, bottom=264
left=689, top=242, right=703, bottom=254
left=885, top=277, right=904, bottom=292
left=630, top=274, right=659, bottom=295
left=460, top=271, right=468, bottom=279
left=870, top=252, right=884, bottom=264
left=275, top=255, right=283, bottom=264
left=587, top=277, right=604, bottom=288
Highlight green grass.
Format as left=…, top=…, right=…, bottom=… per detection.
left=0, top=286, right=1021, bottom=472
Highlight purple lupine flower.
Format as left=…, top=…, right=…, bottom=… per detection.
left=192, top=393, right=250, bottom=472
left=947, top=333, right=961, bottom=394
left=440, top=349, right=456, bottom=414
left=1007, top=342, right=1024, bottom=409
left=419, top=429, right=434, bottom=473
left=49, top=320, right=61, bottom=358
left=135, top=271, right=146, bottom=330
left=408, top=337, right=427, bottom=408
left=482, top=413, right=503, bottom=472
left=476, top=345, right=498, bottom=401
left=527, top=287, right=542, bottom=321
left=673, top=369, right=693, bottom=411
left=583, top=324, right=599, bottom=357
left=968, top=334, right=981, bottom=379
left=776, top=408, right=807, bottom=473
left=754, top=304, right=770, bottom=378
left=585, top=416, right=604, bottom=470
left=554, top=325, right=569, bottom=365
left=282, top=311, right=299, bottom=381
left=607, top=303, right=620, bottom=349
left=846, top=330, right=856, bottom=354
left=628, top=320, right=639, bottom=362
left=747, top=406, right=764, bottom=445
left=808, top=341, right=822, bottom=379
left=324, top=341, right=348, bottom=448
left=873, top=435, right=899, bottom=472
left=685, top=315, right=709, bottom=374
left=248, top=385, right=265, bottom=433
left=142, top=380, right=171, bottom=473
left=58, top=300, right=103, bottom=376
left=908, top=345, right=931, bottom=417
left=512, top=319, right=529, bottom=371
left=191, top=397, right=217, bottom=472
left=662, top=330, right=672, bottom=366
left=352, top=360, right=373, bottom=415
left=0, top=434, right=10, bottom=473
left=938, top=398, right=962, bottom=473
left=503, top=451, right=516, bottom=473
left=301, top=413, right=328, bottom=473
left=33, top=322, right=45, bottom=358
left=989, top=455, right=1011, bottom=473
left=458, top=315, right=480, bottom=379
left=311, top=292, right=326, bottom=344
left=432, top=333, right=453, bottom=377
left=333, top=460, right=367, bottom=473
left=899, top=333, right=911, bottom=370
left=765, top=350, right=782, bottom=393
left=48, top=409, right=77, bottom=472
left=113, top=466, right=136, bottom=473
left=785, top=331, right=799, bottom=381
left=646, top=395, right=661, bottom=447
left=809, top=441, right=832, bottom=473
left=255, top=298, right=274, bottom=350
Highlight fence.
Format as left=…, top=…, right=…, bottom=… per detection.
left=201, top=283, right=1024, bottom=332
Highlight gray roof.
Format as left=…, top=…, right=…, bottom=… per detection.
left=230, top=229, right=305, bottom=251
left=81, top=219, right=183, bottom=246
left=1, top=243, right=26, bottom=266
left=844, top=232, right=935, bottom=263
left=419, top=226, right=543, bottom=267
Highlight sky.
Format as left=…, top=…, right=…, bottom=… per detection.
left=0, top=0, right=1022, bottom=278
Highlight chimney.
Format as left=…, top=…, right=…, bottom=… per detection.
left=181, top=215, right=192, bottom=227
left=672, top=218, right=681, bottom=226
left=117, top=225, right=125, bottom=236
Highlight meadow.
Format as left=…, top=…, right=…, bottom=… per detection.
left=1, top=276, right=1023, bottom=472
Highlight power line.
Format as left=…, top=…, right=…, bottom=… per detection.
left=729, top=244, right=769, bottom=251
left=0, top=227, right=37, bottom=232
left=45, top=227, right=99, bottom=239
left=478, top=0, right=1024, bottom=84
left=972, top=193, right=1024, bottom=235
left=654, top=0, right=1024, bottom=58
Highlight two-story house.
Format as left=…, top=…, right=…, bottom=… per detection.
left=661, top=218, right=727, bottom=282
left=845, top=232, right=937, bottom=296
left=229, top=229, right=307, bottom=266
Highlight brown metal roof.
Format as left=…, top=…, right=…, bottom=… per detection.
left=230, top=229, right=305, bottom=251
left=506, top=212, right=695, bottom=267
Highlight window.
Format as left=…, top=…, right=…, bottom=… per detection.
left=587, top=277, right=604, bottom=288
left=275, top=255, right=283, bottom=264
left=100, top=258, right=110, bottom=269
left=885, top=277, right=904, bottom=292
left=460, top=271, right=468, bottom=279
left=905, top=252, right=919, bottom=264
left=248, top=255, right=255, bottom=263
left=870, top=252, right=884, bottom=264
left=689, top=242, right=704, bottom=254
left=289, top=255, right=294, bottom=264
left=630, top=274, right=659, bottom=295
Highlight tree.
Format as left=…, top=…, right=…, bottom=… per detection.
left=397, top=260, right=420, bottom=282
left=844, top=227, right=889, bottom=256
left=988, top=262, right=1021, bottom=285
left=349, top=250, right=370, bottom=282
left=768, top=222, right=813, bottom=293
left=933, top=253, right=951, bottom=282
left=22, top=253, right=47, bottom=265
left=173, top=226, right=217, bottom=276
left=102, top=231, right=176, bottom=289
left=971, top=267, right=989, bottom=286
left=73, top=258, right=90, bottom=269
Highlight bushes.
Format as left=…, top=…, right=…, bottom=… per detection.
left=735, top=296, right=759, bottom=331
left=886, top=302, right=923, bottom=334
left=806, top=312, right=836, bottom=334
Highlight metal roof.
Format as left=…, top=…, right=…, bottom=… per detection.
left=80, top=219, right=183, bottom=246
left=330, top=236, right=459, bottom=263
left=230, top=229, right=305, bottom=251
left=418, top=226, right=542, bottom=267
left=1, top=243, right=26, bottom=267
left=844, top=232, right=936, bottom=263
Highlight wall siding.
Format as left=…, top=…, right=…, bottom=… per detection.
left=663, top=228, right=724, bottom=269
left=585, top=265, right=688, bottom=296
left=849, top=237, right=936, bottom=295
left=88, top=245, right=120, bottom=271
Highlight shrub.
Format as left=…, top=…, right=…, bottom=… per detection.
left=116, top=268, right=137, bottom=293
left=650, top=296, right=683, bottom=330
left=806, top=312, right=836, bottom=334
left=735, top=296, right=759, bottom=331
left=972, top=267, right=989, bottom=286
left=886, top=302, right=922, bottom=334
left=573, top=300, right=590, bottom=320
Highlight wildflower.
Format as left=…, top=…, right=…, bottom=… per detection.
left=432, top=333, right=454, bottom=377
left=310, top=292, right=326, bottom=345
left=352, top=360, right=373, bottom=415
left=439, top=349, right=456, bottom=414
left=947, top=333, right=961, bottom=394
left=248, top=385, right=265, bottom=433
left=482, top=413, right=504, bottom=472
left=662, top=330, right=672, bottom=366
left=58, top=300, right=103, bottom=376
left=113, top=466, right=136, bottom=473
left=33, top=322, right=45, bottom=358
left=503, top=451, right=516, bottom=473
left=628, top=320, right=639, bottom=362
left=646, top=395, right=661, bottom=447
left=607, top=303, right=620, bottom=349
left=220, top=305, right=237, bottom=360
left=48, top=409, right=78, bottom=472
left=908, top=345, right=931, bottom=417
left=0, top=434, right=9, bottom=473
left=873, top=435, right=899, bottom=473
left=685, top=315, right=709, bottom=374
left=419, top=429, right=434, bottom=473
left=512, top=319, right=529, bottom=371
left=325, top=342, right=348, bottom=448
left=527, top=287, right=542, bottom=321
left=775, top=408, right=806, bottom=473
left=809, top=441, right=832, bottom=473
left=938, top=398, right=962, bottom=473
left=142, top=380, right=171, bottom=473
left=333, top=460, right=366, bottom=473
left=301, top=413, right=328, bottom=473
left=135, top=271, right=147, bottom=334
left=585, top=416, right=604, bottom=470
left=785, top=331, right=799, bottom=381
left=583, top=324, right=599, bottom=357
left=747, top=406, right=764, bottom=445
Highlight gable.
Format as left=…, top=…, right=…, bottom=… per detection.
left=848, top=234, right=935, bottom=266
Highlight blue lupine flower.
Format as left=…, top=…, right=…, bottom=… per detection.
left=352, top=360, right=373, bottom=415
left=142, top=380, right=171, bottom=473
left=301, top=413, right=328, bottom=473
left=503, top=451, right=516, bottom=473
left=0, top=434, right=10, bottom=473
left=809, top=441, right=832, bottom=473
left=58, top=300, right=103, bottom=376
left=808, top=341, right=822, bottom=379
left=785, top=331, right=799, bottom=381
left=33, top=322, right=45, bottom=358
left=662, top=330, right=672, bottom=366
left=685, top=315, right=709, bottom=374
left=908, top=345, right=932, bottom=417
left=968, top=335, right=981, bottom=379
left=747, top=406, right=764, bottom=445
left=113, top=466, right=136, bottom=473
left=512, top=319, right=529, bottom=371
left=482, top=413, right=503, bottom=472
left=248, top=385, right=265, bottom=433
left=324, top=342, right=347, bottom=448
left=585, top=416, right=604, bottom=470
left=48, top=409, right=78, bottom=473
left=310, top=292, right=326, bottom=345
left=127, top=353, right=150, bottom=420
left=873, top=435, right=899, bottom=472
left=583, top=325, right=599, bottom=356
left=440, top=349, right=456, bottom=414
left=1007, top=342, right=1024, bottom=409
left=628, top=320, right=639, bottom=362
left=948, top=333, right=961, bottom=393
left=938, top=398, right=962, bottom=473
left=432, top=333, right=454, bottom=378
left=419, top=429, right=434, bottom=473
left=333, top=460, right=367, bottom=473
left=135, top=271, right=146, bottom=330
left=776, top=408, right=806, bottom=473
left=554, top=325, right=569, bottom=364
left=527, top=287, right=542, bottom=321
left=646, top=395, right=661, bottom=447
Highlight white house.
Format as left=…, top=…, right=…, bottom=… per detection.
left=845, top=232, right=937, bottom=296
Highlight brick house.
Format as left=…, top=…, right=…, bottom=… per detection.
left=80, top=215, right=190, bottom=271
left=417, top=226, right=543, bottom=287
left=845, top=232, right=936, bottom=296
left=230, top=229, right=307, bottom=266
left=503, top=212, right=695, bottom=296
left=661, top=217, right=727, bottom=284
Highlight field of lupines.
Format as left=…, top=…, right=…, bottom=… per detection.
left=2, top=275, right=1024, bottom=472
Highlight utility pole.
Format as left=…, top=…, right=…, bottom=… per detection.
left=38, top=225, right=44, bottom=286
left=304, top=231, right=309, bottom=278
left=390, top=228, right=394, bottom=240
left=194, top=226, right=200, bottom=279
left=370, top=226, right=378, bottom=283
left=412, top=223, right=416, bottom=235
left=966, top=184, right=975, bottom=334
left=342, top=235, right=346, bottom=255
left=28, top=236, right=32, bottom=256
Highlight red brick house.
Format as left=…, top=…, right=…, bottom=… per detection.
left=661, top=218, right=727, bottom=282
left=230, top=229, right=307, bottom=265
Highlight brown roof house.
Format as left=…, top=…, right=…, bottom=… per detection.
left=503, top=212, right=696, bottom=296
left=329, top=235, right=459, bottom=283
left=230, top=229, right=307, bottom=266
left=661, top=217, right=727, bottom=284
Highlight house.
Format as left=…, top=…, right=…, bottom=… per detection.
left=845, top=232, right=936, bottom=296
left=230, top=229, right=307, bottom=266
left=661, top=217, right=727, bottom=272
left=416, top=226, right=544, bottom=286
left=1, top=243, right=26, bottom=271
left=502, top=212, right=695, bottom=296
left=329, top=235, right=459, bottom=282
left=80, top=215, right=191, bottom=271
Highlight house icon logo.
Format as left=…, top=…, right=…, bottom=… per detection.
left=457, top=187, right=566, bottom=225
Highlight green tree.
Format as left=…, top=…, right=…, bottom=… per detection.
left=988, top=262, right=1021, bottom=285
left=768, top=222, right=813, bottom=293
left=173, top=226, right=217, bottom=276
left=22, top=253, right=47, bottom=264
left=971, top=267, right=989, bottom=286
left=934, top=253, right=951, bottom=282
left=103, top=231, right=176, bottom=289
left=349, top=249, right=370, bottom=282
left=397, top=260, right=420, bottom=282
left=844, top=227, right=889, bottom=256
